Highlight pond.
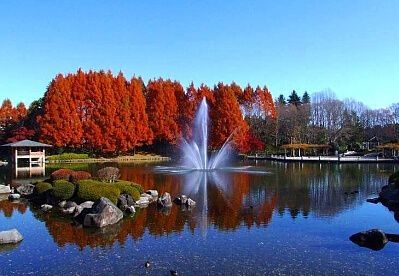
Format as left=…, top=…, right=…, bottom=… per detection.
left=0, top=161, right=398, bottom=275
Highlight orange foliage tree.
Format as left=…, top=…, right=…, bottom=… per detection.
left=2, top=69, right=277, bottom=154
left=210, top=83, right=250, bottom=152
left=0, top=99, right=29, bottom=142
left=146, top=79, right=180, bottom=145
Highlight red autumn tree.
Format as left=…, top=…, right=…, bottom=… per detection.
left=238, top=84, right=256, bottom=117
left=0, top=100, right=28, bottom=142
left=146, top=78, right=180, bottom=144
left=210, top=83, right=249, bottom=151
left=174, top=81, right=192, bottom=139
left=127, top=77, right=153, bottom=150
left=112, top=72, right=130, bottom=152
left=82, top=71, right=103, bottom=152
left=39, top=74, right=83, bottom=148
left=254, top=86, right=276, bottom=119
left=0, top=99, right=15, bottom=131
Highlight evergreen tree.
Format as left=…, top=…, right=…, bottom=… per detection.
left=277, top=94, right=286, bottom=105
left=302, top=91, right=310, bottom=104
left=287, top=90, right=301, bottom=106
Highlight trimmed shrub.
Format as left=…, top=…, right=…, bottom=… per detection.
left=52, top=180, right=75, bottom=200
left=76, top=180, right=120, bottom=204
left=114, top=181, right=141, bottom=200
left=97, top=167, right=120, bottom=183
left=50, top=169, right=74, bottom=181
left=35, top=182, right=53, bottom=195
left=70, top=171, right=92, bottom=183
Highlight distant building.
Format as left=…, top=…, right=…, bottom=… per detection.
left=363, top=136, right=381, bottom=151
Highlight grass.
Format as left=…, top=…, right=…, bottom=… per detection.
left=47, top=153, right=90, bottom=161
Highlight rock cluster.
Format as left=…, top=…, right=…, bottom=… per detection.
left=173, top=195, right=196, bottom=209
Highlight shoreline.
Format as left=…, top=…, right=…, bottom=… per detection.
left=248, top=155, right=399, bottom=163
left=47, top=155, right=171, bottom=164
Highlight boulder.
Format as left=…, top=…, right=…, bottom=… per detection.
left=174, top=195, right=188, bottom=205
left=41, top=204, right=53, bottom=212
left=16, top=184, right=35, bottom=196
left=0, top=229, right=23, bottom=244
left=141, top=193, right=153, bottom=202
left=0, top=185, right=11, bottom=194
left=62, top=206, right=76, bottom=215
left=379, top=184, right=399, bottom=204
left=186, top=198, right=196, bottom=207
left=126, top=206, right=136, bottom=214
left=157, top=192, right=173, bottom=208
left=64, top=201, right=78, bottom=209
left=349, top=229, right=388, bottom=251
left=136, top=197, right=150, bottom=207
left=83, top=197, right=123, bottom=228
left=117, top=194, right=135, bottom=211
left=74, top=201, right=94, bottom=217
left=8, top=194, right=21, bottom=200
left=146, top=190, right=159, bottom=198
left=366, top=198, right=380, bottom=204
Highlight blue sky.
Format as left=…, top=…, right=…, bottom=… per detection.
left=1, top=0, right=398, bottom=108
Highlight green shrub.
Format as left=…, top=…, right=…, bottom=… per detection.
left=76, top=180, right=120, bottom=204
left=35, top=182, right=53, bottom=194
left=116, top=180, right=143, bottom=193
left=114, top=181, right=141, bottom=200
left=52, top=180, right=75, bottom=200
left=47, top=153, right=90, bottom=161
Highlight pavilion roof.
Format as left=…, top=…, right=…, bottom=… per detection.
left=0, top=139, right=52, bottom=148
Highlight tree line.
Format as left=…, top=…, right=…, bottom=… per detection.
left=0, top=69, right=275, bottom=154
left=264, top=90, right=399, bottom=152
left=1, top=70, right=397, bottom=155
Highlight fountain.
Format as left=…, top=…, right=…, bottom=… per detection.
left=181, top=98, right=232, bottom=171
left=155, top=97, right=267, bottom=174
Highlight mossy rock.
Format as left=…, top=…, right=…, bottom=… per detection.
left=34, top=182, right=53, bottom=195
left=52, top=180, right=75, bottom=200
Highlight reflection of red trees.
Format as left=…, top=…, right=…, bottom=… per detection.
left=45, top=217, right=120, bottom=249
left=208, top=173, right=277, bottom=231
left=119, top=167, right=184, bottom=195
left=0, top=200, right=27, bottom=217
left=41, top=171, right=276, bottom=249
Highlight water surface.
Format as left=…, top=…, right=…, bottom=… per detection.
left=0, top=161, right=398, bottom=275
